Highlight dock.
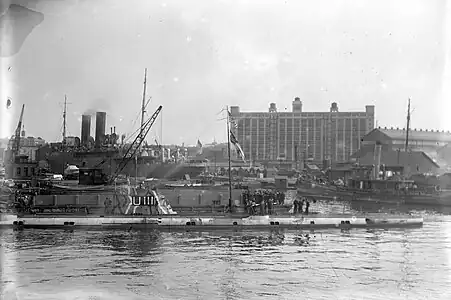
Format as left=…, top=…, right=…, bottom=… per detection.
left=2, top=213, right=423, bottom=230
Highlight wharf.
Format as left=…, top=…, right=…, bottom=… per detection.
left=3, top=213, right=423, bottom=230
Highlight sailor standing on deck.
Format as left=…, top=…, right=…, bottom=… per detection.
left=298, top=197, right=304, bottom=214
left=260, top=195, right=266, bottom=215
left=304, top=199, right=310, bottom=215
left=293, top=193, right=302, bottom=214
left=267, top=193, right=273, bottom=215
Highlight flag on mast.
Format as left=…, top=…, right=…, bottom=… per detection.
left=196, top=139, right=203, bottom=155
left=227, top=111, right=238, bottom=129
left=229, top=130, right=245, bottom=162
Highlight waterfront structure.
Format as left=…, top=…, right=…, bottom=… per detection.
left=355, top=147, right=441, bottom=176
left=0, top=138, right=9, bottom=163
left=361, top=127, right=451, bottom=153
left=5, top=133, right=45, bottom=162
left=229, top=98, right=375, bottom=163
left=359, top=127, right=451, bottom=168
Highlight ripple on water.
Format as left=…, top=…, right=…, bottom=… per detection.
left=0, top=220, right=451, bottom=299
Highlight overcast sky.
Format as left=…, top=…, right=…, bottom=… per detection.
left=1, top=0, right=451, bottom=145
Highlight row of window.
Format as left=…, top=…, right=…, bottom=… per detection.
left=16, top=166, right=36, bottom=177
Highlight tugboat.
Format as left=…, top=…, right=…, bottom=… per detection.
left=332, top=99, right=451, bottom=206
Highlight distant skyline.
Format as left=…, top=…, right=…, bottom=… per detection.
left=1, top=0, right=451, bottom=145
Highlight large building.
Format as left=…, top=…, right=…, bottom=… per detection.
left=230, top=98, right=375, bottom=163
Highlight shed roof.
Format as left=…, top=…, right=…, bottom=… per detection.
left=351, top=144, right=391, bottom=159
left=372, top=127, right=451, bottom=143
left=357, top=149, right=440, bottom=169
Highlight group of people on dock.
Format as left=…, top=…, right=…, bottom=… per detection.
left=291, top=196, right=314, bottom=215
left=242, top=189, right=285, bottom=215
left=241, top=189, right=315, bottom=216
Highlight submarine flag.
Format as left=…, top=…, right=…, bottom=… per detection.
left=230, top=130, right=245, bottom=162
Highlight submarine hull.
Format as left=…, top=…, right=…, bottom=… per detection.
left=6, top=214, right=423, bottom=230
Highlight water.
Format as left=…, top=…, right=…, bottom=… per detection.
left=1, top=214, right=451, bottom=300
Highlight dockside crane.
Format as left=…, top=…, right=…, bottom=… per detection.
left=11, top=104, right=25, bottom=162
left=109, top=105, right=162, bottom=183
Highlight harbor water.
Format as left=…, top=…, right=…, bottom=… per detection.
left=1, top=203, right=451, bottom=299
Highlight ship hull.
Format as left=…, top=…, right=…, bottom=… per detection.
left=332, top=189, right=451, bottom=206
left=7, top=214, right=423, bottom=230
left=25, top=186, right=244, bottom=210
left=45, top=150, right=205, bottom=180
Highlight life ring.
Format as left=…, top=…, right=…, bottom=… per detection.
left=435, top=185, right=441, bottom=193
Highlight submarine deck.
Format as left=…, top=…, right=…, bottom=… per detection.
left=2, top=213, right=424, bottom=230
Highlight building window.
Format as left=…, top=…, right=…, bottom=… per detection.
left=24, top=167, right=28, bottom=176
left=16, top=167, right=21, bottom=176
left=31, top=167, right=35, bottom=175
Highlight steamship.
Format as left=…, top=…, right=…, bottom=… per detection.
left=4, top=73, right=206, bottom=183
left=39, top=69, right=206, bottom=181
left=40, top=110, right=206, bottom=180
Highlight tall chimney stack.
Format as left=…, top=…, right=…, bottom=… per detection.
left=95, top=112, right=107, bottom=148
left=81, top=115, right=91, bottom=146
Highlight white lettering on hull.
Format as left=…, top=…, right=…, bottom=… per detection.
left=125, top=193, right=159, bottom=215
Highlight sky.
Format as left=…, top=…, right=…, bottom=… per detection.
left=1, top=0, right=451, bottom=146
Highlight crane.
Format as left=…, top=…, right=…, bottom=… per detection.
left=109, top=105, right=162, bottom=183
left=11, top=104, right=25, bottom=161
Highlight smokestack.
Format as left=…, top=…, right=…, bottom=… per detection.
left=113, top=126, right=116, bottom=134
left=81, top=115, right=91, bottom=146
left=95, top=112, right=106, bottom=148
left=110, top=127, right=113, bottom=135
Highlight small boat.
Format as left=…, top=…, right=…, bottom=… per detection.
left=333, top=177, right=451, bottom=206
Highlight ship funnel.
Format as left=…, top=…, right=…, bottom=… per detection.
left=81, top=115, right=91, bottom=146
left=95, top=112, right=107, bottom=148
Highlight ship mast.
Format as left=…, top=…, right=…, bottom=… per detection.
left=62, top=96, right=67, bottom=141
left=140, top=68, right=147, bottom=154
left=226, top=106, right=233, bottom=212
left=62, top=95, right=69, bottom=149
left=405, top=98, right=411, bottom=152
